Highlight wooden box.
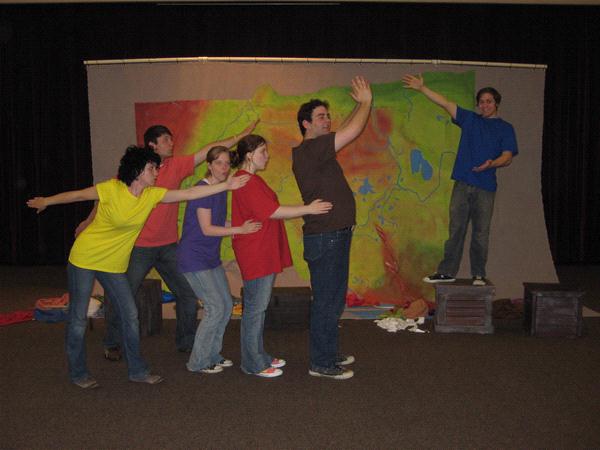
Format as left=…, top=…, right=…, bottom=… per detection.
left=242, top=286, right=312, bottom=330
left=434, top=279, right=495, bottom=334
left=523, top=283, right=584, bottom=338
left=104, top=278, right=163, bottom=337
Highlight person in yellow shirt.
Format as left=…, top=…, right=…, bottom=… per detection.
left=27, top=145, right=249, bottom=389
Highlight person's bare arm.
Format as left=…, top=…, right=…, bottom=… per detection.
left=270, top=199, right=333, bottom=220
left=162, top=174, right=250, bottom=203
left=472, top=151, right=514, bottom=172
left=74, top=202, right=98, bottom=237
left=197, top=207, right=261, bottom=237
left=334, top=76, right=373, bottom=152
left=402, top=74, right=457, bottom=120
left=27, top=186, right=99, bottom=214
left=193, top=120, right=259, bottom=166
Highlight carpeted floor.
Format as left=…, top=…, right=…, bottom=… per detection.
left=2, top=265, right=600, bottom=449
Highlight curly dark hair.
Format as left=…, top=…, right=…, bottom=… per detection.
left=117, top=145, right=161, bottom=186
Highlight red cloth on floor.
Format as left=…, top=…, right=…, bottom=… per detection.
left=0, top=310, right=34, bottom=326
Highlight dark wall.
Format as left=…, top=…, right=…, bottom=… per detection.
left=1, top=3, right=599, bottom=264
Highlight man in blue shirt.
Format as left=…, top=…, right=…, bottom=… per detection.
left=403, top=74, right=518, bottom=286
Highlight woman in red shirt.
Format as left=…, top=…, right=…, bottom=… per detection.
left=231, top=134, right=332, bottom=378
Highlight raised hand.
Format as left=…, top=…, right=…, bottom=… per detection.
left=226, top=174, right=250, bottom=190
left=240, top=219, right=262, bottom=234
left=402, top=74, right=424, bottom=91
left=308, top=199, right=333, bottom=215
left=349, top=76, right=372, bottom=104
left=26, top=197, right=47, bottom=214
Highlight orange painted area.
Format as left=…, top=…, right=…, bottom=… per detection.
left=135, top=101, right=209, bottom=155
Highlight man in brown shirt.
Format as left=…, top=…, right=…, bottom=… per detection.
left=292, top=76, right=372, bottom=380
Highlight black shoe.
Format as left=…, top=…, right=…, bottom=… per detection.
left=309, top=366, right=354, bottom=380
left=104, top=347, right=121, bottom=361
left=423, top=273, right=456, bottom=283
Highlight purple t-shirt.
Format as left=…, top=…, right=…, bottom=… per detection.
left=177, top=180, right=227, bottom=273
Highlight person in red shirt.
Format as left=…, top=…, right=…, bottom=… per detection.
left=231, top=134, right=332, bottom=378
left=77, top=121, right=257, bottom=358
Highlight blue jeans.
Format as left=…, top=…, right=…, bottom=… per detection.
left=104, top=243, right=198, bottom=351
left=240, top=273, right=275, bottom=374
left=67, top=263, right=148, bottom=382
left=183, top=265, right=232, bottom=371
left=304, top=227, right=352, bottom=370
left=438, top=181, right=496, bottom=278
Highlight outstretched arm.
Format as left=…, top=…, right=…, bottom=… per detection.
left=270, top=199, right=333, bottom=220
left=27, top=186, right=99, bottom=214
left=193, top=120, right=259, bottom=166
left=162, top=174, right=250, bottom=203
left=472, top=151, right=514, bottom=172
left=402, top=74, right=457, bottom=120
left=197, top=208, right=261, bottom=237
left=334, top=76, right=373, bottom=152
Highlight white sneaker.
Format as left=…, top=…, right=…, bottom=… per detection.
left=217, top=359, right=234, bottom=368
left=200, top=364, right=223, bottom=374
left=271, top=358, right=286, bottom=368
left=256, top=367, right=283, bottom=378
left=472, top=276, right=487, bottom=286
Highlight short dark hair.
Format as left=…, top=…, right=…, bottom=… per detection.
left=476, top=87, right=502, bottom=105
left=297, top=99, right=329, bottom=136
left=143, top=125, right=172, bottom=148
left=231, top=134, right=267, bottom=168
left=117, top=145, right=161, bottom=186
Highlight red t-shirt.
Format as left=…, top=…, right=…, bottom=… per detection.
left=231, top=170, right=293, bottom=281
left=135, top=155, right=195, bottom=247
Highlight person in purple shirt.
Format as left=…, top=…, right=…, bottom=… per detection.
left=403, top=74, right=518, bottom=286
left=177, top=146, right=261, bottom=374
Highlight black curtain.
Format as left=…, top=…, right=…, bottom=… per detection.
left=2, top=3, right=599, bottom=265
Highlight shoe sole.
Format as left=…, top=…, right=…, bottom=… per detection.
left=73, top=380, right=100, bottom=389
left=423, top=278, right=455, bottom=283
left=308, top=369, right=354, bottom=380
left=337, top=356, right=355, bottom=366
left=256, top=369, right=283, bottom=378
left=130, top=376, right=164, bottom=385
left=200, top=366, right=224, bottom=374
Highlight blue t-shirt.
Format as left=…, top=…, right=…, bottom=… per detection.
left=451, top=106, right=518, bottom=192
left=177, top=180, right=227, bottom=273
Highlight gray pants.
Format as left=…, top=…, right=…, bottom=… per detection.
left=437, top=181, right=496, bottom=278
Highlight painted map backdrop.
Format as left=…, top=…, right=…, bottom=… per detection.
left=135, top=72, right=474, bottom=305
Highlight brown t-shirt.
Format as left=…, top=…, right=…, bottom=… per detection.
left=292, top=132, right=356, bottom=235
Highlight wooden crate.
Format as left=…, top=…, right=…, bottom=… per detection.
left=104, top=278, right=163, bottom=337
left=523, top=283, right=584, bottom=338
left=434, top=279, right=495, bottom=334
left=241, top=286, right=311, bottom=330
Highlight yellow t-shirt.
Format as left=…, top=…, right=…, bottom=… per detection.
left=69, top=179, right=167, bottom=273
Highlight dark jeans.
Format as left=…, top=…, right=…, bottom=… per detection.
left=438, top=181, right=496, bottom=278
left=304, top=227, right=352, bottom=370
left=104, top=243, right=198, bottom=351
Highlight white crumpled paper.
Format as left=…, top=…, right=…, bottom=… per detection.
left=374, top=316, right=428, bottom=333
